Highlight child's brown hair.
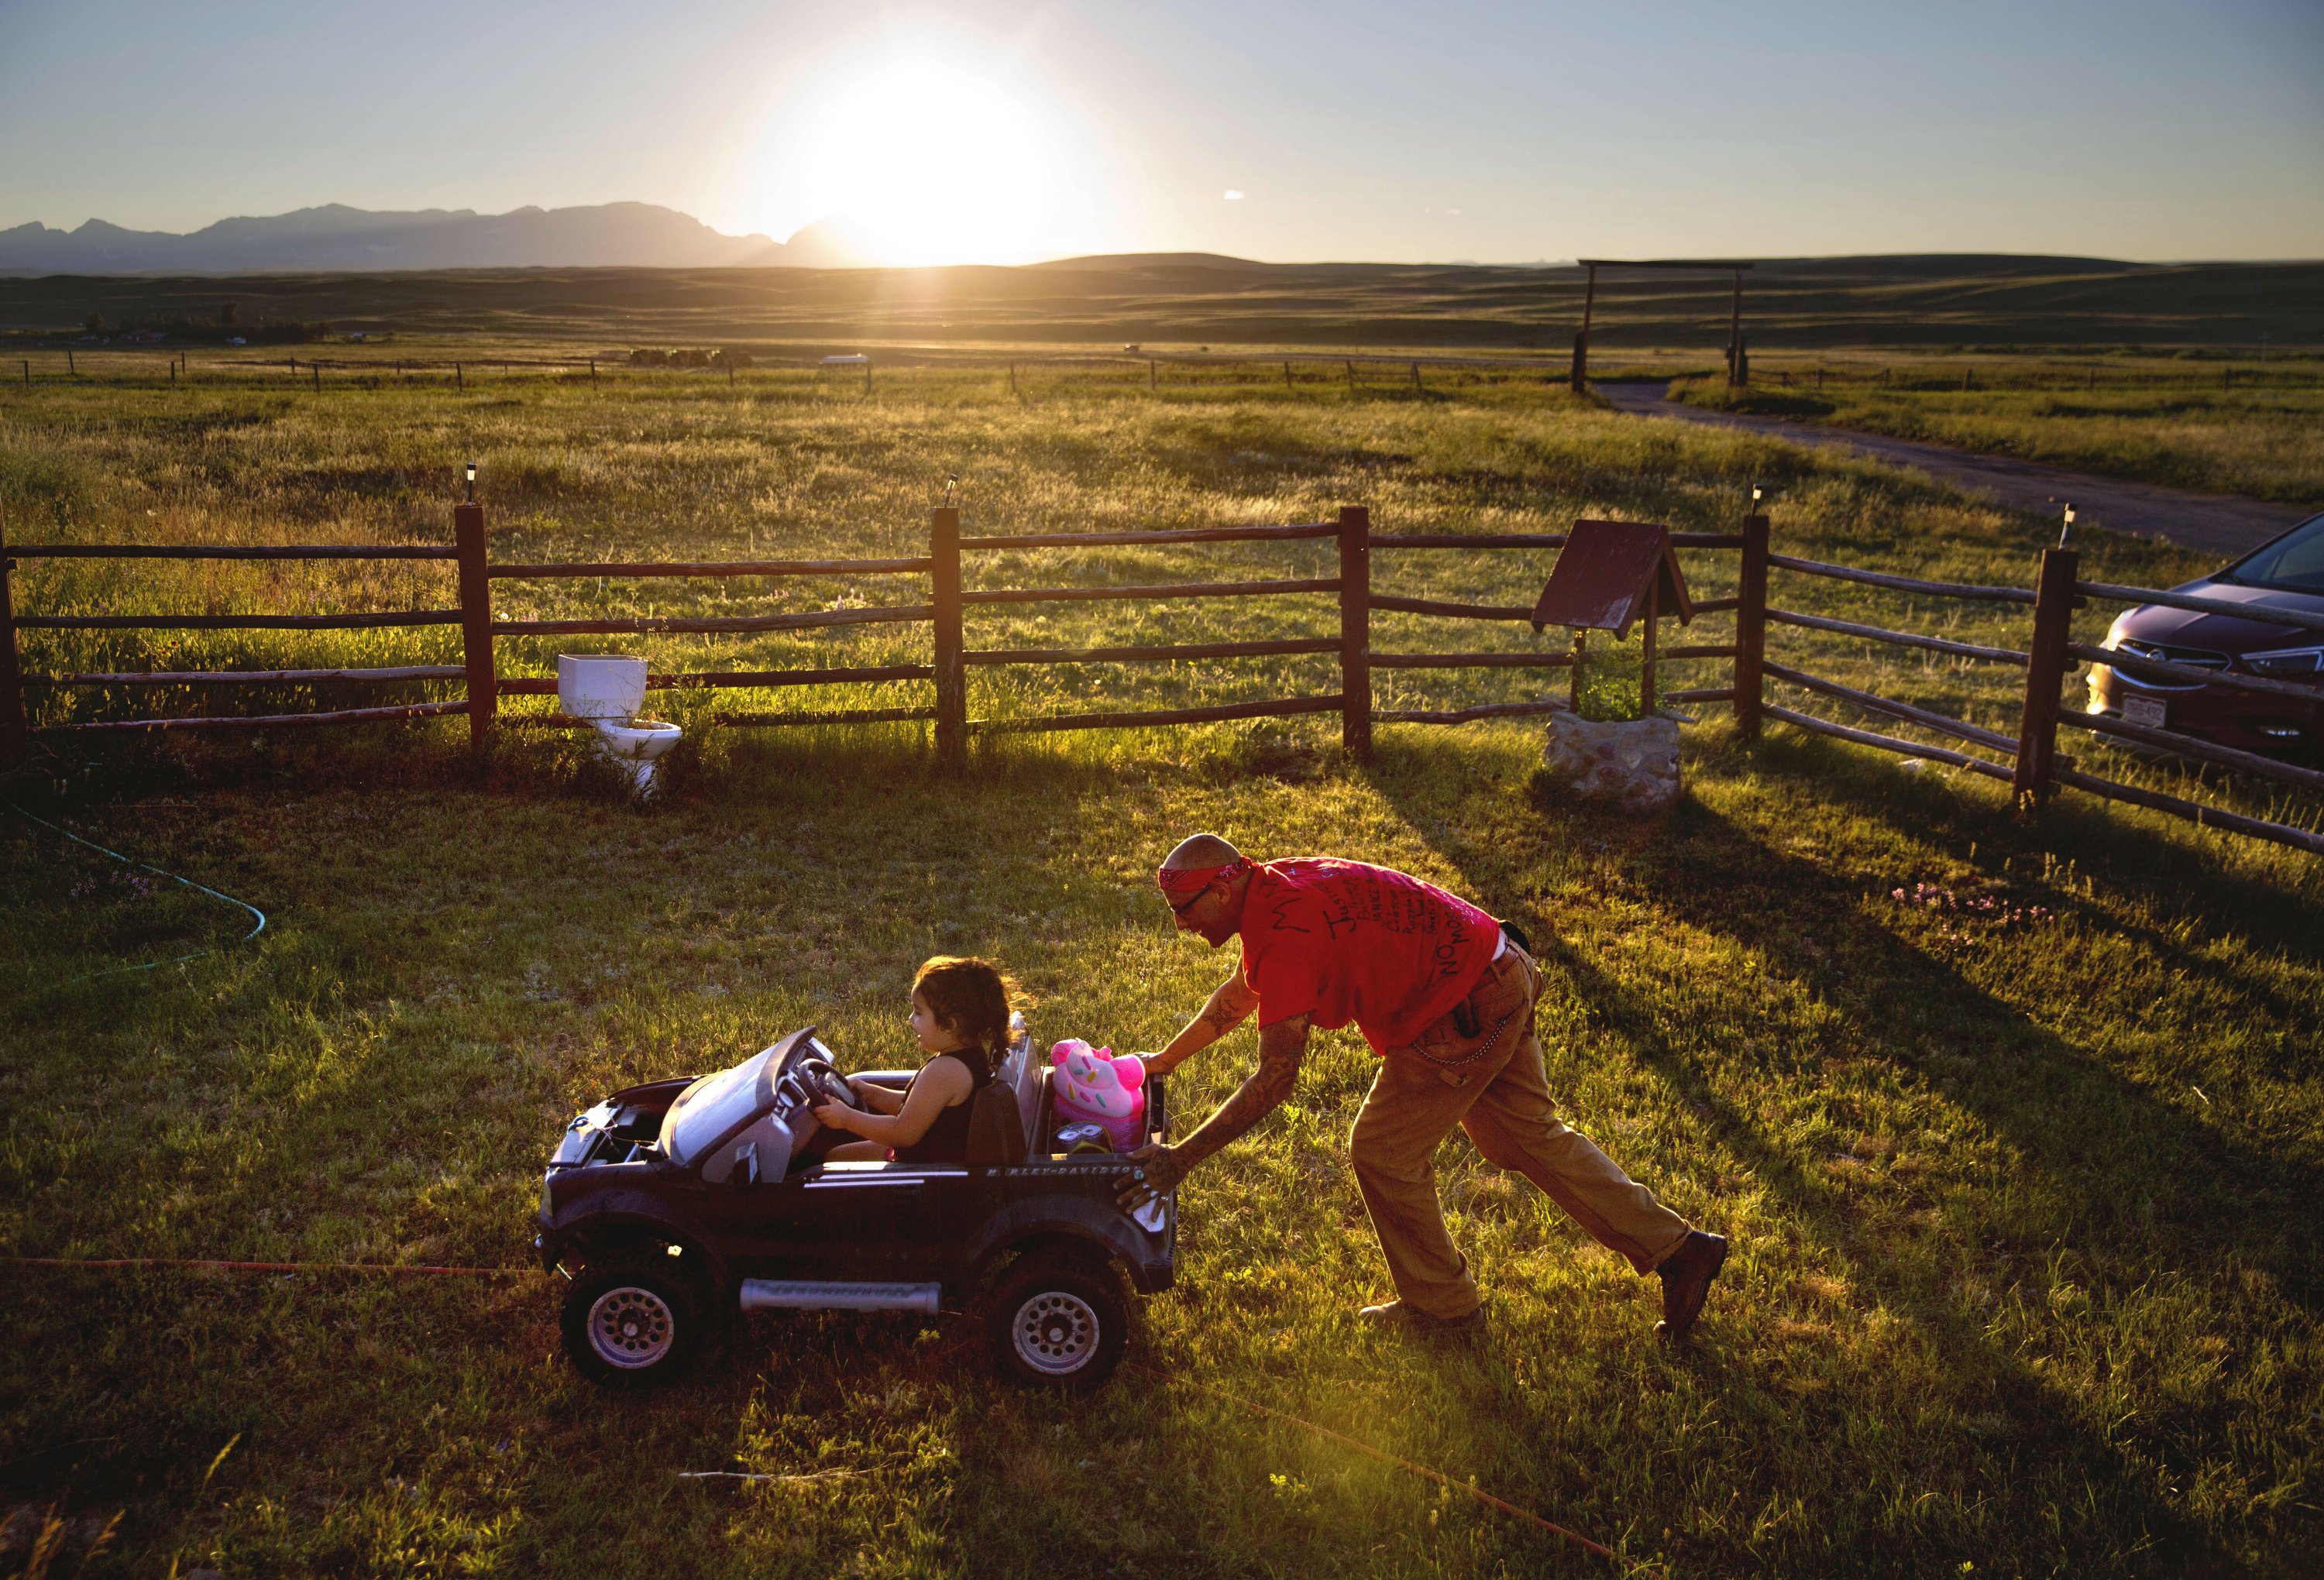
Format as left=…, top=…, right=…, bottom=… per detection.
left=913, top=956, right=1016, bottom=1066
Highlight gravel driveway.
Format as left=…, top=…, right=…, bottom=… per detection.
left=1597, top=380, right=2305, bottom=561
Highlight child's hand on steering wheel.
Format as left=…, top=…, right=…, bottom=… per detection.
left=810, top=1095, right=858, bottom=1132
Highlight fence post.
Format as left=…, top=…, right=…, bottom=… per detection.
left=931, top=507, right=965, bottom=765
left=1338, top=505, right=1371, bottom=759
left=454, top=500, right=497, bottom=748
left=1734, top=512, right=1769, bottom=739
left=0, top=504, right=26, bottom=769
left=2011, top=547, right=2080, bottom=809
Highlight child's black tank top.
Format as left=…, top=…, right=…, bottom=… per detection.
left=892, top=1049, right=993, bottom=1165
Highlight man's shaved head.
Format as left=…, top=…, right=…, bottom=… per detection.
left=1164, top=833, right=1243, bottom=871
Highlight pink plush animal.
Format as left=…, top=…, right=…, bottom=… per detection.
left=1050, top=1039, right=1147, bottom=1152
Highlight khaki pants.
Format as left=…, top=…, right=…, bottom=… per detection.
left=1349, top=942, right=1692, bottom=1321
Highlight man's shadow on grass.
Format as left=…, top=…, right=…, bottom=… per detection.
left=1355, top=733, right=2316, bottom=1571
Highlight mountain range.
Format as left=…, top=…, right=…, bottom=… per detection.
left=0, top=202, right=872, bottom=275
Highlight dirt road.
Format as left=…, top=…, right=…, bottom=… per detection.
left=1596, top=380, right=2305, bottom=562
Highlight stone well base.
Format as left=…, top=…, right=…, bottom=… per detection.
left=1542, top=713, right=1682, bottom=812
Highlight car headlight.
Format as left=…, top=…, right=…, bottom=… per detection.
left=2244, top=646, right=2323, bottom=680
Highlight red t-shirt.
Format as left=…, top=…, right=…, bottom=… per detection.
left=1236, top=857, right=1501, bottom=1053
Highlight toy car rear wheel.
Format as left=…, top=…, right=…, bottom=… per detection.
left=560, top=1260, right=703, bottom=1388
left=986, top=1250, right=1128, bottom=1392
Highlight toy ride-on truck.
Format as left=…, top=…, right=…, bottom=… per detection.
left=535, top=1020, right=1175, bottom=1391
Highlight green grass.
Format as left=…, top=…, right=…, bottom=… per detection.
left=2, top=365, right=2320, bottom=1577
left=1669, top=375, right=2324, bottom=506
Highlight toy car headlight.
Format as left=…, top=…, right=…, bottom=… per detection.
left=2245, top=646, right=2323, bottom=679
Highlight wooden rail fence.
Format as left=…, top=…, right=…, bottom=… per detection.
left=2, top=503, right=2317, bottom=858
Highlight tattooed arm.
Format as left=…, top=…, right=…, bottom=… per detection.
left=1119, top=1012, right=1309, bottom=1208
left=1141, top=972, right=1261, bottom=1077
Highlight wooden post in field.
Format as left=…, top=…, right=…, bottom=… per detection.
left=67, top=349, right=74, bottom=376
left=1009, top=362, right=1018, bottom=394
left=1283, top=360, right=1292, bottom=390
left=1148, top=359, right=1157, bottom=391
left=1724, top=266, right=1744, bottom=387
left=2011, top=547, right=2080, bottom=810
left=312, top=362, right=321, bottom=393
left=1345, top=359, right=1356, bottom=393
left=931, top=507, right=965, bottom=765
left=1640, top=576, right=1660, bottom=717
left=20, top=361, right=27, bottom=385
left=454, top=500, right=497, bottom=747
left=1572, top=262, right=1597, bottom=391
left=1338, top=506, right=1372, bottom=759
left=1734, top=512, right=1769, bottom=740
left=0, top=504, right=26, bottom=770
left=170, top=359, right=177, bottom=387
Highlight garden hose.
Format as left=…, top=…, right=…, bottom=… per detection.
left=5, top=802, right=267, bottom=982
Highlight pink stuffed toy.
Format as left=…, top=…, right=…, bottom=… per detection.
left=1050, top=1039, right=1147, bottom=1152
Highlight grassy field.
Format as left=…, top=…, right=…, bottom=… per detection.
left=1669, top=373, right=2324, bottom=507
left=2, top=366, right=2320, bottom=1577
left=6, top=252, right=2322, bottom=352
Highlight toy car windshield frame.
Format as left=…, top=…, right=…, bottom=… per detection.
left=661, top=1027, right=820, bottom=1167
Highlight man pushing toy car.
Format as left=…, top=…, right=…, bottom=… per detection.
left=1118, top=833, right=1727, bottom=1341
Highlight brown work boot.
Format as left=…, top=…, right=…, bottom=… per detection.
left=1655, top=1231, right=1728, bottom=1341
left=1359, top=1299, right=1487, bottom=1342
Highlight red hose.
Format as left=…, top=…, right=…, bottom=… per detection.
left=5, top=1255, right=537, bottom=1276
left=1133, top=1363, right=1647, bottom=1571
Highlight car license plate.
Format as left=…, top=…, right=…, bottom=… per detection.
left=2123, top=695, right=2168, bottom=728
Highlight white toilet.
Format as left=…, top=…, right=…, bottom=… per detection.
left=556, top=654, right=682, bottom=797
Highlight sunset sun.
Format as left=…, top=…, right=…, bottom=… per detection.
left=759, top=54, right=1092, bottom=266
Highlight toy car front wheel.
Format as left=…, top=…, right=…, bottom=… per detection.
left=560, top=1260, right=703, bottom=1388
left=986, top=1250, right=1128, bottom=1392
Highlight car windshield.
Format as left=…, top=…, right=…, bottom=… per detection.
left=2220, top=513, right=2324, bottom=593
left=661, top=1047, right=775, bottom=1167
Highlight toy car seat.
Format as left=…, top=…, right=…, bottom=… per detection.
left=966, top=1020, right=1040, bottom=1166
left=963, top=1082, right=1027, bottom=1166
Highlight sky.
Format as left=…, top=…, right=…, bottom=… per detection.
left=2, top=0, right=2319, bottom=266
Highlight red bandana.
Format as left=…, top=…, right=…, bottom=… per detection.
left=1156, top=857, right=1250, bottom=899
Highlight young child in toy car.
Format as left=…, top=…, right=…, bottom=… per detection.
left=812, top=956, right=1016, bottom=1165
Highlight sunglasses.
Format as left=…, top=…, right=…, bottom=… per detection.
left=1165, top=883, right=1211, bottom=917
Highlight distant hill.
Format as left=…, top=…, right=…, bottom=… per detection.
left=0, top=202, right=801, bottom=275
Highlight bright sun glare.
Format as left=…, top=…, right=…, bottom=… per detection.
left=764, top=55, right=1091, bottom=267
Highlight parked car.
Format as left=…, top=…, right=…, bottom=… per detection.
left=2087, top=509, right=2324, bottom=755
left=535, top=1021, right=1175, bottom=1392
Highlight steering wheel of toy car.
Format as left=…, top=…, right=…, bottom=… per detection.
left=796, top=1056, right=866, bottom=1113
